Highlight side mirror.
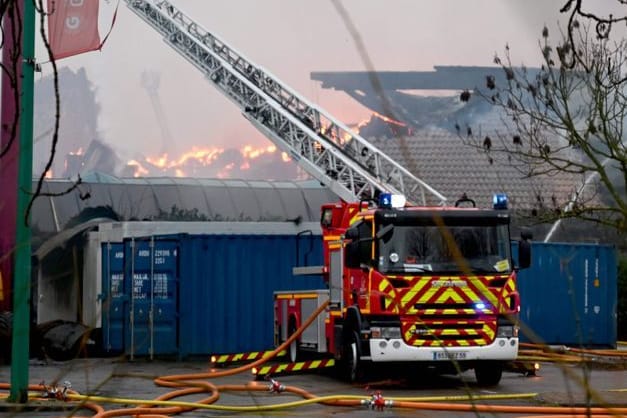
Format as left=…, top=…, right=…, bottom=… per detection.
left=520, top=227, right=533, bottom=241
left=518, top=228, right=532, bottom=270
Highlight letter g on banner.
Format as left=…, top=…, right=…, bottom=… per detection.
left=47, top=0, right=101, bottom=60
left=65, top=16, right=80, bottom=30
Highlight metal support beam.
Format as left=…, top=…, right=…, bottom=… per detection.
left=10, top=0, right=35, bottom=403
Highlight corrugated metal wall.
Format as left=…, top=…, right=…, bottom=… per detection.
left=516, top=242, right=617, bottom=347
left=178, top=234, right=325, bottom=357
left=101, top=233, right=325, bottom=358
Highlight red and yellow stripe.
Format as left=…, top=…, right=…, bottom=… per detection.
left=211, top=349, right=286, bottom=364
left=253, top=358, right=335, bottom=376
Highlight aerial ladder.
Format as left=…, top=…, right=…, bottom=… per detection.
left=124, top=0, right=447, bottom=206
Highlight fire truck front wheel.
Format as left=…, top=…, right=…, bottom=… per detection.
left=340, top=330, right=363, bottom=382
left=474, top=361, right=504, bottom=387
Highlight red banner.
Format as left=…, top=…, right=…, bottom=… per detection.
left=48, top=0, right=101, bottom=60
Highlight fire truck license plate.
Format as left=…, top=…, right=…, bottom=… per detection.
left=433, top=351, right=467, bottom=360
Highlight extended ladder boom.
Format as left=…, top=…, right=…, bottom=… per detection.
left=125, top=0, right=447, bottom=205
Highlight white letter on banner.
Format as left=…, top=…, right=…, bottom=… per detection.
left=65, top=16, right=80, bottom=30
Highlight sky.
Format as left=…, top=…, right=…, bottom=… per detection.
left=33, top=0, right=607, bottom=165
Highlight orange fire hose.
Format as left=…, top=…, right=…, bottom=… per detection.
left=2, top=301, right=626, bottom=417
left=88, top=300, right=331, bottom=417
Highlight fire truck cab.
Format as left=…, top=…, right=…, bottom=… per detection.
left=275, top=193, right=532, bottom=386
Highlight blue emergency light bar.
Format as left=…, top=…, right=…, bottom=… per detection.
left=378, top=193, right=406, bottom=209
left=493, top=193, right=508, bottom=210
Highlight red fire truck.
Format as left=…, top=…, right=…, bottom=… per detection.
left=275, top=193, right=531, bottom=385
left=126, top=0, right=531, bottom=386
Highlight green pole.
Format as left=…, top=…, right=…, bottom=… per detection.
left=9, top=0, right=36, bottom=403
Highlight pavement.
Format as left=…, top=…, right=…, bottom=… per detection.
left=0, top=356, right=625, bottom=417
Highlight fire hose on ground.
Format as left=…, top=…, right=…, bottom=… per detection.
left=0, top=302, right=626, bottom=417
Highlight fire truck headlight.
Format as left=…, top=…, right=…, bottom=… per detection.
left=475, top=302, right=487, bottom=310
left=497, top=325, right=515, bottom=338
left=389, top=253, right=399, bottom=263
left=371, top=327, right=401, bottom=339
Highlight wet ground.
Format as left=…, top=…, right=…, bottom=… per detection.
left=0, top=356, right=625, bottom=417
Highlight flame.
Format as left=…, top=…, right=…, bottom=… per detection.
left=146, top=147, right=224, bottom=170
left=242, top=144, right=276, bottom=159
left=127, top=159, right=150, bottom=177
left=355, top=117, right=370, bottom=132
left=128, top=143, right=293, bottom=178
left=69, top=147, right=84, bottom=156
left=372, top=111, right=407, bottom=127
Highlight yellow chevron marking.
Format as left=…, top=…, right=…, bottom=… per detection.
left=438, top=329, right=462, bottom=335
left=484, top=327, right=495, bottom=339
left=293, top=362, right=304, bottom=371
left=400, top=279, right=431, bottom=308
left=215, top=350, right=286, bottom=363
left=468, top=278, right=500, bottom=306
left=434, top=288, right=465, bottom=304
left=460, top=286, right=482, bottom=304
left=416, top=284, right=439, bottom=306
left=311, top=360, right=322, bottom=368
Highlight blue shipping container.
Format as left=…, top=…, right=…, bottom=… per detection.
left=102, top=238, right=179, bottom=356
left=178, top=233, right=325, bottom=357
left=101, top=233, right=325, bottom=358
left=516, top=242, right=617, bottom=347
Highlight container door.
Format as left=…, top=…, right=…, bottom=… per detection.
left=125, top=238, right=179, bottom=357
left=102, top=242, right=126, bottom=353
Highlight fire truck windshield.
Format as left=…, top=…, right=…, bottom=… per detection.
left=376, top=224, right=511, bottom=274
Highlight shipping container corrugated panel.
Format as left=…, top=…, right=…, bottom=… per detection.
left=102, top=242, right=125, bottom=353
left=123, top=238, right=179, bottom=356
left=178, top=234, right=325, bottom=357
left=102, top=238, right=180, bottom=356
left=101, top=232, right=325, bottom=358
left=516, top=242, right=617, bottom=347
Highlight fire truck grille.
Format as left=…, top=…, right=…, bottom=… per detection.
left=401, top=318, right=497, bottom=347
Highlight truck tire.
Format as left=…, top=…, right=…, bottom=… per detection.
left=474, top=362, right=503, bottom=387
left=341, top=330, right=363, bottom=382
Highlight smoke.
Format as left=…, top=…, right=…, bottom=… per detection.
left=34, top=0, right=587, bottom=177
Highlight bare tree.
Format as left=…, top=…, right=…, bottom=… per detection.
left=462, top=0, right=627, bottom=235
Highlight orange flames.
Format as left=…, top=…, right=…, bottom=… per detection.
left=126, top=144, right=292, bottom=178
left=146, top=146, right=224, bottom=170
left=371, top=111, right=407, bottom=127
left=127, top=159, right=150, bottom=177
